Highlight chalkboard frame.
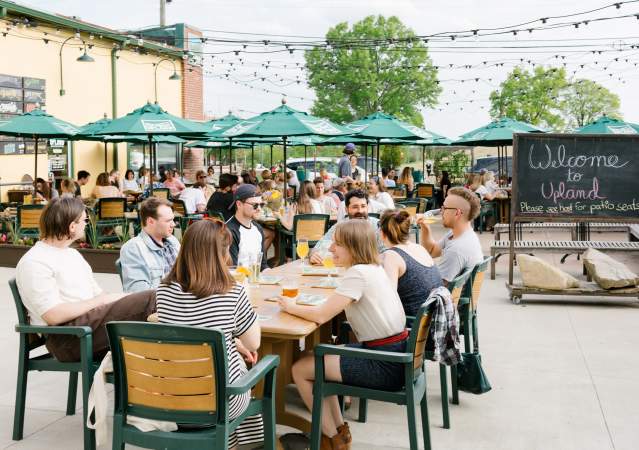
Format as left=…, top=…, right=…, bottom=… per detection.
left=511, top=132, right=639, bottom=224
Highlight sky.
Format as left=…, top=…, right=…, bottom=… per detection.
left=16, top=0, right=639, bottom=139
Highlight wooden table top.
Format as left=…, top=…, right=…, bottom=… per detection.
left=248, top=260, right=344, bottom=339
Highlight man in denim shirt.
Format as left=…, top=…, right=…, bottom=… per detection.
left=119, top=197, right=180, bottom=292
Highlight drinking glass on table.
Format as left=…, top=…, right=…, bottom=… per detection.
left=321, top=250, right=337, bottom=281
left=297, top=238, right=309, bottom=268
left=281, top=278, right=300, bottom=299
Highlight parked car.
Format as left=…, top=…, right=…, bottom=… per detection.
left=286, top=157, right=338, bottom=180
left=471, top=156, right=512, bottom=176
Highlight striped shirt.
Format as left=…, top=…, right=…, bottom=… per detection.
left=156, top=281, right=262, bottom=447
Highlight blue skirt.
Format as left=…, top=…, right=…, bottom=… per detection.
left=339, top=340, right=407, bottom=391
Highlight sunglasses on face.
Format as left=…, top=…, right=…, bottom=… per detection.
left=244, top=201, right=265, bottom=210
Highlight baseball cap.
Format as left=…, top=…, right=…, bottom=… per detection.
left=230, top=184, right=260, bottom=209
left=343, top=143, right=356, bottom=154
left=332, top=177, right=346, bottom=188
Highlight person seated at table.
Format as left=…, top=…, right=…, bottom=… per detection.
left=119, top=197, right=180, bottom=293
left=417, top=187, right=483, bottom=285
left=206, top=165, right=218, bottom=186
left=15, top=197, right=156, bottom=362
left=366, top=176, right=394, bottom=211
left=162, top=168, right=185, bottom=198
left=75, top=170, right=90, bottom=197
left=178, top=171, right=207, bottom=214
left=314, top=177, right=338, bottom=215
left=474, top=170, right=497, bottom=201
left=91, top=172, right=123, bottom=200
left=398, top=167, right=415, bottom=198
left=277, top=220, right=407, bottom=450
left=436, top=170, right=452, bottom=206
left=59, top=178, right=78, bottom=199
left=137, top=167, right=150, bottom=187
left=382, top=167, right=396, bottom=187
left=227, top=184, right=269, bottom=271
left=349, top=154, right=361, bottom=181
left=329, top=177, right=347, bottom=208
left=260, top=169, right=272, bottom=182
left=157, top=218, right=263, bottom=450
left=310, top=189, right=385, bottom=264
left=200, top=170, right=216, bottom=201
left=35, top=178, right=56, bottom=202
left=207, top=173, right=239, bottom=221
left=122, top=169, right=140, bottom=193
left=109, top=169, right=122, bottom=191
left=379, top=209, right=443, bottom=316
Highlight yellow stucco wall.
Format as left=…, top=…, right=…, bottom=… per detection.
left=0, top=22, right=183, bottom=200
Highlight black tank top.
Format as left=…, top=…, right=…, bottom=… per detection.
left=389, top=247, right=443, bottom=316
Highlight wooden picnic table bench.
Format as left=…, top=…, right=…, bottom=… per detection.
left=490, top=239, right=639, bottom=279
left=493, top=222, right=633, bottom=241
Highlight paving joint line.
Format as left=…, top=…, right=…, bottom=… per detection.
left=567, top=310, right=616, bottom=450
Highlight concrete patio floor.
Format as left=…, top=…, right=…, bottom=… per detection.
left=0, top=224, right=638, bottom=450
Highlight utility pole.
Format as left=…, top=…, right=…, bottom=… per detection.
left=160, top=0, right=171, bottom=26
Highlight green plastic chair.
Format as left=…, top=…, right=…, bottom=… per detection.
left=150, top=187, right=170, bottom=201
left=94, top=197, right=127, bottom=243
left=9, top=278, right=98, bottom=450
left=476, top=194, right=497, bottom=233
left=115, top=259, right=123, bottom=287
left=415, top=183, right=436, bottom=209
left=278, top=213, right=329, bottom=265
left=15, top=204, right=44, bottom=239
left=106, top=321, right=280, bottom=450
left=171, top=198, right=203, bottom=232
left=311, top=303, right=433, bottom=450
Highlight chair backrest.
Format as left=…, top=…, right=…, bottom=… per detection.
left=293, top=214, right=329, bottom=242
left=107, top=322, right=229, bottom=425
left=390, top=185, right=406, bottom=198
left=469, top=257, right=492, bottom=311
left=368, top=213, right=380, bottom=219
left=9, top=278, right=45, bottom=350
left=416, top=183, right=435, bottom=199
left=17, top=204, right=44, bottom=230
left=151, top=188, right=170, bottom=200
left=115, top=259, right=124, bottom=286
left=172, top=199, right=187, bottom=216
left=396, top=200, right=420, bottom=216
left=406, top=303, right=433, bottom=375
left=98, top=198, right=126, bottom=220
left=447, top=269, right=473, bottom=307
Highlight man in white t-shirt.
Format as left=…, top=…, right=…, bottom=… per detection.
left=417, top=186, right=484, bottom=284
left=178, top=171, right=207, bottom=214
left=15, top=197, right=156, bottom=362
left=226, top=184, right=269, bottom=270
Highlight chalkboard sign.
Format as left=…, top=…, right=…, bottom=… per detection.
left=512, top=133, right=639, bottom=220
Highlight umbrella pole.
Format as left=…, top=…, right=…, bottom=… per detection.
left=377, top=139, right=381, bottom=176
left=270, top=144, right=273, bottom=169
left=251, top=142, right=255, bottom=170
left=229, top=138, right=233, bottom=173
left=283, top=137, right=288, bottom=206
left=364, top=143, right=368, bottom=183
left=104, top=142, right=108, bottom=172
left=218, top=148, right=222, bottom=174
left=304, top=145, right=307, bottom=168
left=34, top=137, right=38, bottom=183
left=148, top=135, right=154, bottom=195
left=422, top=145, right=425, bottom=178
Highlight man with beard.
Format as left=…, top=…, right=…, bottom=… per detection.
left=417, top=186, right=483, bottom=285
left=310, top=189, right=385, bottom=264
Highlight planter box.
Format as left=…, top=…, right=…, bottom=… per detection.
left=0, top=245, right=119, bottom=273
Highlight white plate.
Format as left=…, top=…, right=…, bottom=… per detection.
left=296, top=293, right=327, bottom=306
left=258, top=275, right=283, bottom=285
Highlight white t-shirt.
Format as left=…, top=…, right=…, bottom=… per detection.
left=372, top=192, right=395, bottom=210
left=475, top=185, right=489, bottom=200
left=179, top=187, right=206, bottom=214
left=122, top=179, right=140, bottom=192
left=318, top=195, right=337, bottom=214
left=237, top=222, right=263, bottom=263
left=336, top=264, right=406, bottom=342
left=310, top=198, right=324, bottom=215
left=437, top=228, right=484, bottom=282
left=15, top=241, right=103, bottom=326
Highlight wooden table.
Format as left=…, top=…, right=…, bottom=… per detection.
left=249, top=260, right=342, bottom=433
left=494, top=196, right=511, bottom=224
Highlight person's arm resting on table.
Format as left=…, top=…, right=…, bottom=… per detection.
left=278, top=292, right=352, bottom=325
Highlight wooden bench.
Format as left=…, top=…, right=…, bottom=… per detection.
left=490, top=240, right=639, bottom=279
left=493, top=222, right=633, bottom=240
left=506, top=282, right=639, bottom=305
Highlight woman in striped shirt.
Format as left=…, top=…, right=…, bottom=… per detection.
left=156, top=218, right=263, bottom=449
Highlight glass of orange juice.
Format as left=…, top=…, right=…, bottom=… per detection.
left=297, top=238, right=309, bottom=268
left=281, top=279, right=299, bottom=299
left=322, top=251, right=336, bottom=281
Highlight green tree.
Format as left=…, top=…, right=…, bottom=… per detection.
left=380, top=145, right=403, bottom=169
left=489, top=66, right=568, bottom=130
left=304, top=15, right=441, bottom=127
left=560, top=79, right=621, bottom=129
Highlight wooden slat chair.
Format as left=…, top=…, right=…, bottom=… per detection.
left=95, top=197, right=127, bottom=243
left=396, top=200, right=423, bottom=243
left=150, top=188, right=170, bottom=201
left=475, top=194, right=497, bottom=233
left=9, top=278, right=98, bottom=450
left=106, top=322, right=280, bottom=450
left=311, top=304, right=434, bottom=450
left=16, top=204, right=44, bottom=239
left=171, top=198, right=202, bottom=232
left=390, top=185, right=407, bottom=200
left=458, top=257, right=492, bottom=354
left=415, top=183, right=436, bottom=209
left=278, top=214, right=329, bottom=265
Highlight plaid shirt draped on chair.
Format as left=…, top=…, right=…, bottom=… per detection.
left=426, top=286, right=462, bottom=365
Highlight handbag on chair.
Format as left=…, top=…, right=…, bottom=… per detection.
left=456, top=351, right=492, bottom=394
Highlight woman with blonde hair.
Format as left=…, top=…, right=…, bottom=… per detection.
left=157, top=219, right=263, bottom=450
left=91, top=172, right=122, bottom=199
left=278, top=180, right=322, bottom=231
left=59, top=178, right=78, bottom=198
left=366, top=176, right=394, bottom=211
left=278, top=220, right=407, bottom=450
left=398, top=167, right=414, bottom=198
left=379, top=209, right=442, bottom=315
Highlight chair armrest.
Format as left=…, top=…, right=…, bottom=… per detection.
left=405, top=315, right=416, bottom=328
left=15, top=324, right=93, bottom=337
left=314, top=344, right=413, bottom=364
left=226, top=355, right=280, bottom=396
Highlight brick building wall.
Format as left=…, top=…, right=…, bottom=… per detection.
left=181, top=25, right=204, bottom=182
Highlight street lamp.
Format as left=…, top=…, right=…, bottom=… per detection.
left=59, top=35, right=95, bottom=96
left=154, top=58, right=181, bottom=103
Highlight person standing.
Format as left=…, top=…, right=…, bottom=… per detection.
left=15, top=197, right=156, bottom=362
left=417, top=186, right=483, bottom=284
left=119, top=197, right=180, bottom=293
left=338, top=143, right=356, bottom=179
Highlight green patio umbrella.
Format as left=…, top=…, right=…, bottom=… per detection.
left=213, top=99, right=350, bottom=201
left=95, top=103, right=208, bottom=190
left=0, top=108, right=79, bottom=180
left=347, top=111, right=437, bottom=177
left=453, top=117, right=545, bottom=184
left=575, top=116, right=639, bottom=135
left=74, top=114, right=114, bottom=172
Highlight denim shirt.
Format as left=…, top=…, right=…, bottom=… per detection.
left=119, top=231, right=180, bottom=293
